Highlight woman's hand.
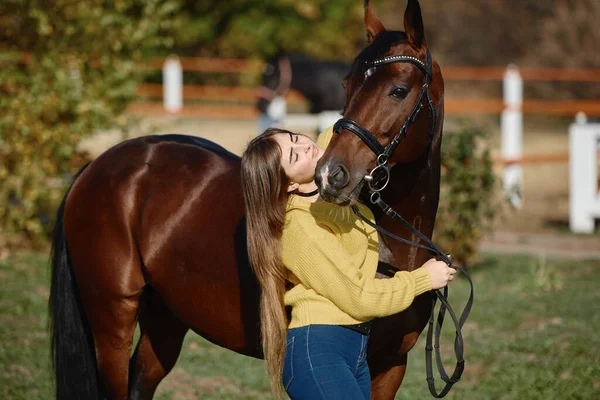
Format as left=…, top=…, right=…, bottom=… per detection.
left=421, top=257, right=457, bottom=290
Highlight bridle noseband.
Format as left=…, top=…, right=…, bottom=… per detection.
left=333, top=49, right=436, bottom=195
left=335, top=48, right=474, bottom=398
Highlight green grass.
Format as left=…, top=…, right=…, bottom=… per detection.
left=1, top=252, right=599, bottom=399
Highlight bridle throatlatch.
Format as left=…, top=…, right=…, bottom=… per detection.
left=334, top=49, right=474, bottom=398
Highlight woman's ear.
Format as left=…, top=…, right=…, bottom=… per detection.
left=287, top=182, right=299, bottom=193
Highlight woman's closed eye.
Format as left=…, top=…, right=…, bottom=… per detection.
left=289, top=134, right=299, bottom=164
left=289, top=148, right=299, bottom=164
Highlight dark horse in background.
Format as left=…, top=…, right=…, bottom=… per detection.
left=49, top=1, right=445, bottom=399
left=257, top=53, right=350, bottom=115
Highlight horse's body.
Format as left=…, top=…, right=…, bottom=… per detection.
left=50, top=1, right=445, bottom=399
left=257, top=53, right=350, bottom=114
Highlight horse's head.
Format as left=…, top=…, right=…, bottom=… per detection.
left=257, top=55, right=293, bottom=114
left=315, top=0, right=444, bottom=205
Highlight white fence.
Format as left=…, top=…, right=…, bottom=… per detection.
left=163, top=56, right=183, bottom=113
left=501, top=65, right=523, bottom=208
left=281, top=111, right=342, bottom=134
left=569, top=113, right=600, bottom=233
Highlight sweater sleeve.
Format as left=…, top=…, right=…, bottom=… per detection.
left=281, top=209, right=432, bottom=321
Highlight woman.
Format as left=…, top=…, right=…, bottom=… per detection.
left=241, top=128, right=455, bottom=400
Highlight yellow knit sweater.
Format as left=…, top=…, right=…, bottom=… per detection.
left=281, top=127, right=432, bottom=329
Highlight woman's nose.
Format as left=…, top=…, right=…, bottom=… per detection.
left=296, top=144, right=309, bottom=153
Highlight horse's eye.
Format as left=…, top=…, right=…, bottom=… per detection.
left=390, top=87, right=408, bottom=99
left=264, top=64, right=275, bottom=75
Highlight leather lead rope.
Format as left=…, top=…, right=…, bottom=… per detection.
left=352, top=201, right=474, bottom=398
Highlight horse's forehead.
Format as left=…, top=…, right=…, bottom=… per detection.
left=360, top=42, right=424, bottom=78
left=364, top=61, right=420, bottom=85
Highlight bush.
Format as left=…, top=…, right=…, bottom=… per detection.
left=0, top=0, right=179, bottom=248
left=435, top=122, right=502, bottom=266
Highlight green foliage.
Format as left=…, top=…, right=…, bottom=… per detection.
left=435, top=122, right=501, bottom=266
left=0, top=0, right=179, bottom=246
left=171, top=0, right=365, bottom=61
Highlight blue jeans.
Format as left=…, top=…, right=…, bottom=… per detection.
left=283, top=325, right=371, bottom=400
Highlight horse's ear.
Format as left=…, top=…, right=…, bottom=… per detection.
left=364, top=1, right=385, bottom=43
left=404, top=0, right=426, bottom=48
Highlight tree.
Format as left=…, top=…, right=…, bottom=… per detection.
left=169, top=0, right=366, bottom=61
left=0, top=0, right=179, bottom=247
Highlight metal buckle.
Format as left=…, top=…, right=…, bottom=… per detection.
left=367, top=164, right=390, bottom=192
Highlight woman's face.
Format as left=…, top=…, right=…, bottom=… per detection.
left=274, top=132, right=324, bottom=189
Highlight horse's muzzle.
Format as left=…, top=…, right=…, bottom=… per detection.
left=316, top=162, right=357, bottom=203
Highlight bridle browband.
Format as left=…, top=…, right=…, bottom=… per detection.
left=334, top=48, right=474, bottom=398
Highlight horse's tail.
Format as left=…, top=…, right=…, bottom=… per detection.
left=49, top=163, right=103, bottom=400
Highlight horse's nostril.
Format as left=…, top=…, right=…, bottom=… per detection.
left=329, top=165, right=349, bottom=189
left=314, top=172, right=322, bottom=188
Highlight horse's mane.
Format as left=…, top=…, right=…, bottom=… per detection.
left=345, top=30, right=409, bottom=82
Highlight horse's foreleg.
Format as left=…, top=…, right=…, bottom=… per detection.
left=370, top=354, right=408, bottom=400
left=128, top=289, right=189, bottom=400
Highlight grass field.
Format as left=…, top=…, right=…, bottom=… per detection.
left=1, top=251, right=599, bottom=399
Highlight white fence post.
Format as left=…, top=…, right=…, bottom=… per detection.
left=317, top=111, right=341, bottom=133
left=163, top=55, right=182, bottom=113
left=278, top=97, right=341, bottom=134
left=569, top=113, right=600, bottom=233
left=501, top=64, right=523, bottom=208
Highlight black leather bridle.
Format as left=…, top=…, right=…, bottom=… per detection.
left=335, top=49, right=474, bottom=398
left=334, top=49, right=436, bottom=194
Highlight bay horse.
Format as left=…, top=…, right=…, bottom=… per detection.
left=49, top=1, right=445, bottom=399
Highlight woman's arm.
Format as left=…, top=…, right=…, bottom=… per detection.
left=282, top=209, right=432, bottom=321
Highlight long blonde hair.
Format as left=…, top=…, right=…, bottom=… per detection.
left=241, top=128, right=293, bottom=399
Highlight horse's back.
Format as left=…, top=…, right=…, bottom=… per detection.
left=66, top=134, right=242, bottom=241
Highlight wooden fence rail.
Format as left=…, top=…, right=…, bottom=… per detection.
left=146, top=57, right=600, bottom=82
left=138, top=57, right=600, bottom=118
left=131, top=94, right=600, bottom=117
left=136, top=83, right=306, bottom=105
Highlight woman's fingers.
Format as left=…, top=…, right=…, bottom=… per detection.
left=448, top=266, right=457, bottom=281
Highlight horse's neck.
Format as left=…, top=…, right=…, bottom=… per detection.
left=375, top=146, right=441, bottom=271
